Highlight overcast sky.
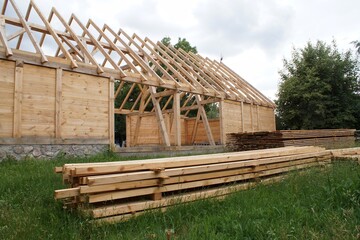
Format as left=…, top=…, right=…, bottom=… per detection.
left=6, top=0, right=360, bottom=101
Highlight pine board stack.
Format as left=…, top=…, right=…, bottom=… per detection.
left=227, top=129, right=356, bottom=151
left=54, top=146, right=331, bottom=223
left=330, top=147, right=360, bottom=162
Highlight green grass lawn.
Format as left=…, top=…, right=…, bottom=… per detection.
left=0, top=153, right=359, bottom=240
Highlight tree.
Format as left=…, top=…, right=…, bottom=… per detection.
left=276, top=40, right=360, bottom=130
left=352, top=40, right=360, bottom=54
left=174, top=37, right=198, bottom=54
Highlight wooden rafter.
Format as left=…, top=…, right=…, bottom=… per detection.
left=195, top=95, right=215, bottom=146
left=49, top=8, right=104, bottom=73
left=0, top=0, right=275, bottom=113
left=29, top=1, right=78, bottom=68
left=150, top=86, right=170, bottom=146
left=0, top=16, right=12, bottom=56
left=6, top=0, right=47, bottom=62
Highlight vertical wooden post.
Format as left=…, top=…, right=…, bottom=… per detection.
left=240, top=101, right=244, bottom=132
left=250, top=103, right=254, bottom=132
left=150, top=87, right=170, bottom=147
left=109, top=77, right=115, bottom=151
left=133, top=87, right=148, bottom=146
left=55, top=68, right=62, bottom=139
left=219, top=99, right=226, bottom=145
left=0, top=16, right=13, bottom=57
left=195, top=95, right=215, bottom=146
left=273, top=108, right=276, bottom=131
left=13, top=61, right=23, bottom=138
left=256, top=104, right=260, bottom=131
left=173, top=91, right=181, bottom=146
left=191, top=110, right=201, bottom=144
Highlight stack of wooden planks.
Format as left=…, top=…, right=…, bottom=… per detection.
left=330, top=147, right=360, bottom=162
left=55, top=146, right=331, bottom=223
left=227, top=129, right=356, bottom=151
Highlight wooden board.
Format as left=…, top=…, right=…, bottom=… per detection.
left=61, top=70, right=109, bottom=139
left=0, top=60, right=15, bottom=137
left=54, top=146, right=334, bottom=222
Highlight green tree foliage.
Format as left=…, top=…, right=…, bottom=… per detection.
left=276, top=40, right=360, bottom=130
left=352, top=40, right=360, bottom=54
left=174, top=37, right=198, bottom=54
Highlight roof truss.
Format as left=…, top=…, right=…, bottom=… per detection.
left=0, top=0, right=275, bottom=107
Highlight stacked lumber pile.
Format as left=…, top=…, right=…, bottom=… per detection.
left=330, top=147, right=360, bottom=162
left=227, top=129, right=356, bottom=151
left=55, top=146, right=331, bottom=223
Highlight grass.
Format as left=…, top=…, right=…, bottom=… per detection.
left=0, top=153, right=359, bottom=240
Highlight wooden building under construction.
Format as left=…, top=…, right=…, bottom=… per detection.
left=0, top=0, right=275, bottom=157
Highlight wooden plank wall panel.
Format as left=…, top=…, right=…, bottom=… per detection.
left=127, top=114, right=161, bottom=146
left=21, top=64, right=56, bottom=137
left=242, top=103, right=253, bottom=132
left=127, top=113, right=188, bottom=146
left=222, top=100, right=275, bottom=134
left=222, top=100, right=242, bottom=134
left=62, top=71, right=109, bottom=140
left=186, top=118, right=220, bottom=144
left=0, top=60, right=15, bottom=137
left=258, top=106, right=275, bottom=131
left=169, top=114, right=186, bottom=145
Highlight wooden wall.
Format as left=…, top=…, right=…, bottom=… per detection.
left=185, top=118, right=220, bottom=144
left=222, top=100, right=275, bottom=135
left=126, top=113, right=220, bottom=146
left=126, top=100, right=275, bottom=147
left=0, top=60, right=15, bottom=137
left=0, top=60, right=110, bottom=144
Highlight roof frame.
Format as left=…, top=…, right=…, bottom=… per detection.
left=0, top=0, right=275, bottom=108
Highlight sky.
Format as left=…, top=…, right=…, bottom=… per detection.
left=4, top=0, right=360, bottom=101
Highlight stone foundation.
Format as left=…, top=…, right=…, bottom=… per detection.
left=0, top=145, right=109, bottom=161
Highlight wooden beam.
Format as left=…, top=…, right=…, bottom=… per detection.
left=132, top=86, right=148, bottom=146
left=150, top=86, right=170, bottom=146
left=133, top=34, right=182, bottom=88
left=130, top=90, right=142, bottom=112
left=109, top=77, right=115, bottom=150
left=153, top=89, right=176, bottom=98
left=161, top=95, right=173, bottom=111
left=30, top=0, right=78, bottom=68
left=191, top=110, right=201, bottom=144
left=118, top=83, right=136, bottom=111
left=241, top=101, right=244, bottom=132
left=6, top=28, right=25, bottom=41
left=8, top=0, right=47, bottom=63
left=104, top=26, right=165, bottom=84
left=13, top=61, right=23, bottom=138
left=195, top=95, right=215, bottom=145
left=251, top=103, right=254, bottom=132
left=146, top=37, right=198, bottom=90
left=55, top=68, right=62, bottom=139
left=256, top=104, right=260, bottom=131
left=88, top=20, right=146, bottom=78
left=0, top=16, right=12, bottom=56
left=219, top=100, right=226, bottom=145
left=50, top=8, right=105, bottom=73
left=1, top=0, right=8, bottom=15
left=114, top=80, right=125, bottom=99
left=173, top=91, right=181, bottom=146
left=70, top=15, right=121, bottom=74
left=62, top=146, right=325, bottom=175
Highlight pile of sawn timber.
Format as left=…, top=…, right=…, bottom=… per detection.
left=227, top=129, right=356, bottom=151
left=330, top=147, right=360, bottom=161
left=54, top=146, right=331, bottom=223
